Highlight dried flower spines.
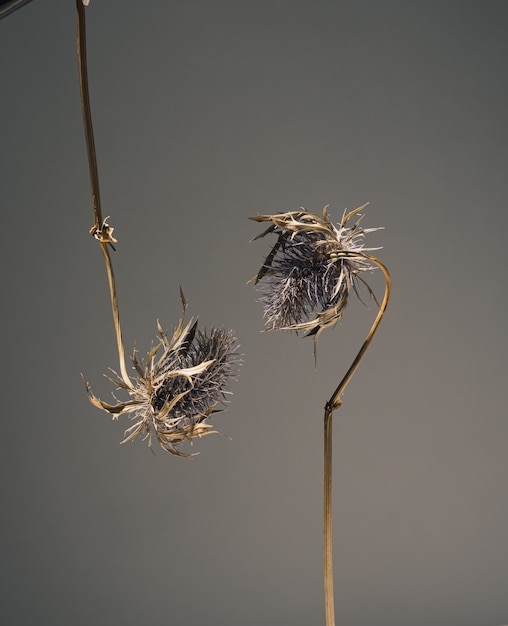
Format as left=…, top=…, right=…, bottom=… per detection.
left=84, top=296, right=240, bottom=456
left=151, top=327, right=239, bottom=419
left=250, top=205, right=382, bottom=341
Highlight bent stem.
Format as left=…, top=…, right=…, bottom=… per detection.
left=323, top=254, right=391, bottom=626
left=76, top=0, right=132, bottom=390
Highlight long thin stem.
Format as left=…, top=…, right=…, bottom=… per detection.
left=76, top=0, right=102, bottom=231
left=323, top=255, right=391, bottom=626
left=76, top=0, right=132, bottom=390
left=323, top=403, right=335, bottom=625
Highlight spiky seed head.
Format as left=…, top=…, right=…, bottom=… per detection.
left=249, top=204, right=382, bottom=345
left=84, top=295, right=241, bottom=456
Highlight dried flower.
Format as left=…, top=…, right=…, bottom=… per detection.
left=83, top=291, right=240, bottom=456
left=250, top=204, right=382, bottom=345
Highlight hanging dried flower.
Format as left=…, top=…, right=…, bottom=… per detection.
left=250, top=204, right=382, bottom=345
left=83, top=291, right=240, bottom=456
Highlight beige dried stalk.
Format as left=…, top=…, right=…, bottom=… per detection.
left=323, top=253, right=390, bottom=626
left=76, top=0, right=130, bottom=387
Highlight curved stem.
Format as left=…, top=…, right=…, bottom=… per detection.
left=99, top=242, right=132, bottom=389
left=323, top=254, right=391, bottom=626
left=328, top=255, right=391, bottom=411
left=76, top=1, right=132, bottom=390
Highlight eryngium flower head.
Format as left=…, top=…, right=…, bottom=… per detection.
left=84, top=292, right=240, bottom=456
left=250, top=204, right=382, bottom=342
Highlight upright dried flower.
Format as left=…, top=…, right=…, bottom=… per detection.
left=84, top=292, right=240, bottom=456
left=250, top=203, right=391, bottom=626
left=250, top=204, right=382, bottom=345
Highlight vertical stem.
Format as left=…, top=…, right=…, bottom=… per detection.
left=323, top=254, right=391, bottom=626
left=76, top=0, right=102, bottom=231
left=324, top=404, right=335, bottom=626
left=76, top=0, right=133, bottom=390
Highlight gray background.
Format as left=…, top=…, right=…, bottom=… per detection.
left=1, top=1, right=507, bottom=625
